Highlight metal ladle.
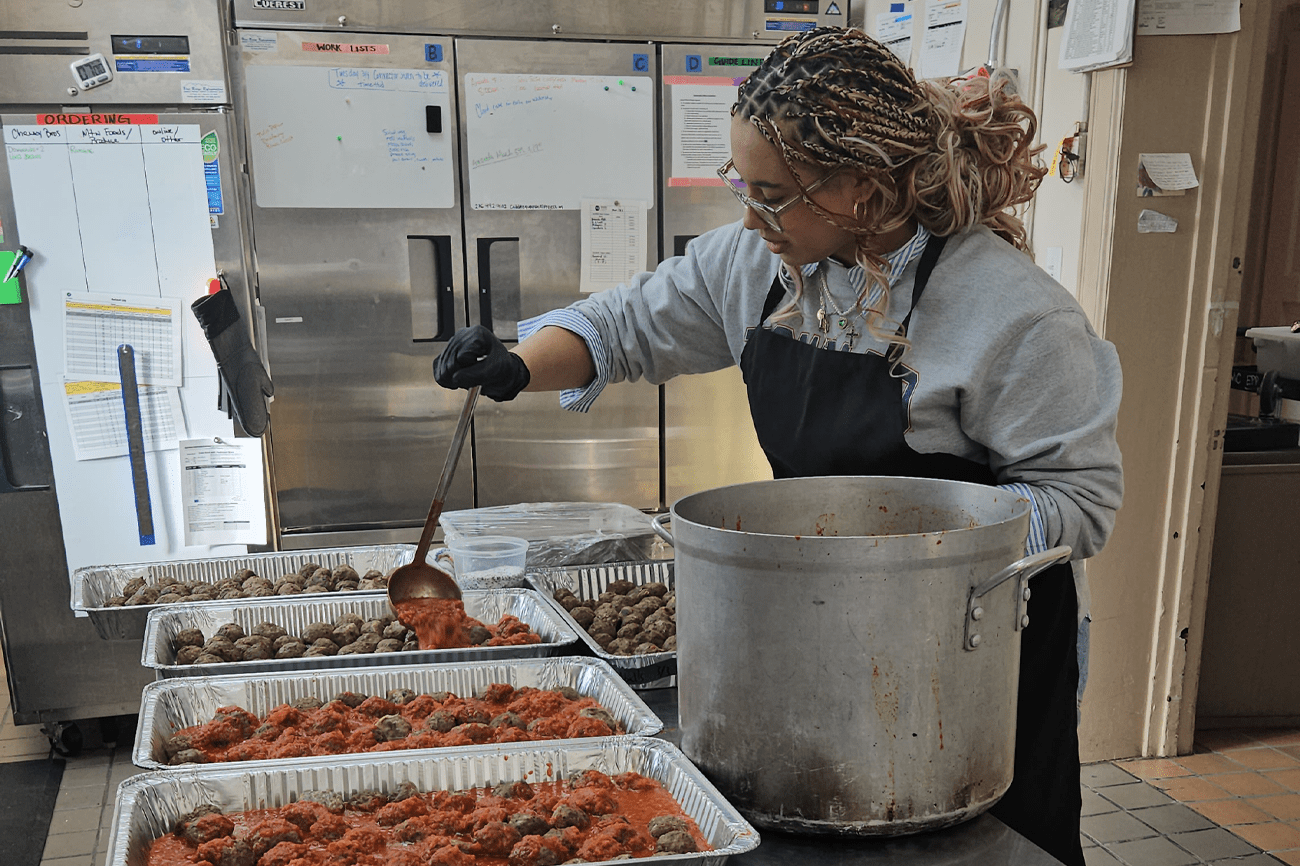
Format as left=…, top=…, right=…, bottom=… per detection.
left=387, top=385, right=480, bottom=612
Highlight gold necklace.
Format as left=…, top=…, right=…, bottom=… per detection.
left=815, top=266, right=864, bottom=350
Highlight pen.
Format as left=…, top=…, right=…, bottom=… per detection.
left=4, top=245, right=32, bottom=283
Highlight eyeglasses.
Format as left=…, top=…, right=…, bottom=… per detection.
left=716, top=158, right=840, bottom=232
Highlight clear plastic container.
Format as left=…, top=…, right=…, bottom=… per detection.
left=447, top=535, right=529, bottom=588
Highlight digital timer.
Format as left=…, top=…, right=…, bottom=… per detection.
left=70, top=53, right=113, bottom=90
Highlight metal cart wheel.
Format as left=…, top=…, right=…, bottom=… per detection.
left=42, top=721, right=84, bottom=757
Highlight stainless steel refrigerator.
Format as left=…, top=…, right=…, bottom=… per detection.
left=229, top=0, right=861, bottom=550
left=0, top=0, right=254, bottom=737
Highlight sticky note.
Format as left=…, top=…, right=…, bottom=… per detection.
left=0, top=251, right=20, bottom=305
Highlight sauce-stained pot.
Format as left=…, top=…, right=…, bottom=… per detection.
left=651, top=476, right=1069, bottom=836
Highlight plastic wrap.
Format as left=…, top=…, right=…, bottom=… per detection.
left=141, top=589, right=578, bottom=678
left=72, top=545, right=415, bottom=641
left=107, top=736, right=758, bottom=866
left=439, top=501, right=672, bottom=566
left=529, top=561, right=676, bottom=688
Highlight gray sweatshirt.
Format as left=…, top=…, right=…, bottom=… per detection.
left=521, top=220, right=1124, bottom=569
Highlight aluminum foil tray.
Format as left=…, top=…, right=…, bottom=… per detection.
left=73, top=544, right=416, bottom=641
left=142, top=589, right=579, bottom=679
left=528, top=561, right=676, bottom=688
left=134, top=656, right=663, bottom=770
left=107, top=736, right=759, bottom=866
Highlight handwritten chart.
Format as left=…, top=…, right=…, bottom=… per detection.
left=464, top=73, right=654, bottom=210
left=244, top=65, right=455, bottom=209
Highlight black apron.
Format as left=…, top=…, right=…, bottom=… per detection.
left=738, top=237, right=1084, bottom=866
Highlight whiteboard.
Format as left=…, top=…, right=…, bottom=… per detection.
left=245, top=65, right=455, bottom=209
left=4, top=123, right=243, bottom=575
left=464, top=73, right=654, bottom=210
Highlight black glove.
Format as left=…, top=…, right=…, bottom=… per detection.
left=191, top=288, right=274, bottom=436
left=434, top=325, right=531, bottom=402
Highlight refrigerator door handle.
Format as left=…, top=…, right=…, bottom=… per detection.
left=475, top=236, right=520, bottom=342
left=0, top=364, right=52, bottom=493
left=408, top=235, right=457, bottom=343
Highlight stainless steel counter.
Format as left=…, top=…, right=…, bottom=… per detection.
left=638, top=688, right=1064, bottom=865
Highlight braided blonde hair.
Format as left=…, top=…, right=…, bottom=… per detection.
left=734, top=26, right=1046, bottom=342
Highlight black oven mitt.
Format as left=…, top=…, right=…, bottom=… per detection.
left=434, top=325, right=530, bottom=402
left=191, top=288, right=274, bottom=436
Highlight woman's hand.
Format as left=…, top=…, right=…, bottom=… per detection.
left=433, top=325, right=531, bottom=402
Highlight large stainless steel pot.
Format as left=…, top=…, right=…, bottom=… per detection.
left=650, top=475, right=1070, bottom=836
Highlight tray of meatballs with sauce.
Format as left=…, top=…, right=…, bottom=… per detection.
left=107, top=736, right=758, bottom=866
left=133, top=657, right=664, bottom=771
left=72, top=545, right=416, bottom=641
left=141, top=590, right=580, bottom=679
left=528, top=562, right=677, bottom=688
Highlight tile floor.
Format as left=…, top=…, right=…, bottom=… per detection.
left=3, top=644, right=1300, bottom=866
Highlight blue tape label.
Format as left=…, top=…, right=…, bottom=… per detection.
left=115, top=57, right=191, bottom=73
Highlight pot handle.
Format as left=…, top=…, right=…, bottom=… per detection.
left=963, top=545, right=1071, bottom=652
left=650, top=513, right=674, bottom=546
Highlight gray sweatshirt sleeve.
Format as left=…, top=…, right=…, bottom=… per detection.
left=520, top=223, right=766, bottom=410
left=968, top=307, right=1124, bottom=560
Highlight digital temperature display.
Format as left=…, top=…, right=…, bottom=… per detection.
left=765, top=0, right=819, bottom=13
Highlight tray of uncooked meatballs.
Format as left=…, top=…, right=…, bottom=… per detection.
left=106, top=736, right=759, bottom=866
left=72, top=544, right=416, bottom=640
left=528, top=561, right=677, bottom=687
left=133, top=657, right=663, bottom=770
left=141, top=590, right=580, bottom=678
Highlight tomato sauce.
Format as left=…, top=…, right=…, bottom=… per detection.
left=144, top=770, right=710, bottom=865
left=393, top=598, right=541, bottom=650
left=171, top=685, right=628, bottom=764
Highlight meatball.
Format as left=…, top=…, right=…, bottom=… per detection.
left=175, top=806, right=233, bottom=844
left=195, top=836, right=254, bottom=866
left=491, top=780, right=534, bottom=800
left=332, top=623, right=361, bottom=646
left=374, top=714, right=413, bottom=741
left=507, top=835, right=563, bottom=866
left=568, top=786, right=617, bottom=816
left=568, top=607, right=596, bottom=627
left=423, top=709, right=457, bottom=733
left=290, top=695, right=323, bottom=710
left=647, top=815, right=689, bottom=838
left=215, top=622, right=245, bottom=642
left=245, top=817, right=301, bottom=857
left=656, top=829, right=699, bottom=853
left=300, top=622, right=335, bottom=643
left=173, top=627, right=205, bottom=649
left=550, top=803, right=589, bottom=830
left=175, top=646, right=204, bottom=665
left=345, top=789, right=389, bottom=812
left=507, top=812, right=550, bottom=837
left=463, top=819, right=517, bottom=856
left=331, top=564, right=360, bottom=584
left=274, top=641, right=306, bottom=659
left=126, top=586, right=160, bottom=605
left=468, top=625, right=492, bottom=645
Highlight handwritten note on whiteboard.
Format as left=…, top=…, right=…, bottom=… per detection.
left=464, top=73, right=654, bottom=210
left=243, top=65, right=455, bottom=209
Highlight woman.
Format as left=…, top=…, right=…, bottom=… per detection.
left=436, top=27, right=1122, bottom=865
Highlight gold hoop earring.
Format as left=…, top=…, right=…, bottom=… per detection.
left=853, top=200, right=867, bottom=222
